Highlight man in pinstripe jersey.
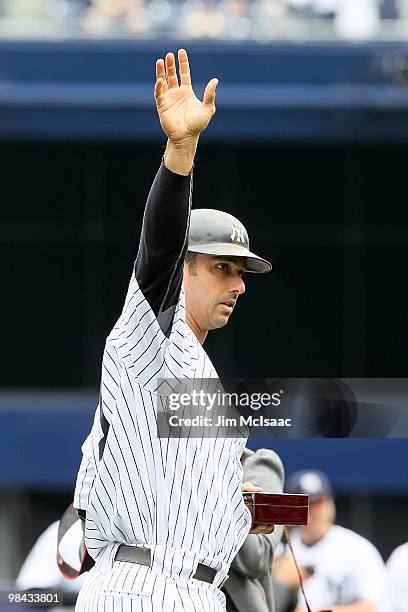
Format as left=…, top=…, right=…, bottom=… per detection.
left=73, top=49, right=273, bottom=612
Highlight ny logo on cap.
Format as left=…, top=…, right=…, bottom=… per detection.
left=230, top=222, right=246, bottom=244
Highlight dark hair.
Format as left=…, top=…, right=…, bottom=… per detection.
left=185, top=251, right=197, bottom=275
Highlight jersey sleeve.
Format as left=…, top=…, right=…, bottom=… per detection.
left=74, top=340, right=119, bottom=511
left=74, top=163, right=192, bottom=509
left=108, top=161, right=192, bottom=377
left=386, top=545, right=408, bottom=612
left=73, top=419, right=99, bottom=512
left=353, top=542, right=387, bottom=604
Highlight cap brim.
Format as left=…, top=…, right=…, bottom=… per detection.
left=188, top=243, right=272, bottom=273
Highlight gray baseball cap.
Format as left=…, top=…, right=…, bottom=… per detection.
left=286, top=470, right=333, bottom=502
left=188, top=209, right=272, bottom=274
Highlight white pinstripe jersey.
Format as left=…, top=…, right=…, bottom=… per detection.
left=73, top=164, right=252, bottom=582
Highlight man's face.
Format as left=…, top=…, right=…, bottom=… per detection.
left=183, top=254, right=246, bottom=334
left=308, top=496, right=336, bottom=529
left=299, top=495, right=336, bottom=545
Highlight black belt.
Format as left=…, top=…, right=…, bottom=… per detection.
left=115, top=545, right=228, bottom=588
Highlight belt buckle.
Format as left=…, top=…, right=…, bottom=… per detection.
left=218, top=574, right=229, bottom=590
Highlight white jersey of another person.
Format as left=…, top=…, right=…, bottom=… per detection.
left=286, top=524, right=386, bottom=609
left=384, top=542, right=408, bottom=612
left=73, top=161, right=252, bottom=591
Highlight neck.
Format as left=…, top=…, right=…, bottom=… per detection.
left=186, top=312, right=208, bottom=345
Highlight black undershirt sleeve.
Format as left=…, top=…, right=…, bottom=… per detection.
left=134, top=161, right=192, bottom=335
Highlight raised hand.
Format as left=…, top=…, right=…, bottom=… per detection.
left=154, top=49, right=218, bottom=144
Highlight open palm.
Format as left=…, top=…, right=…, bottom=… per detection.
left=154, top=49, right=218, bottom=142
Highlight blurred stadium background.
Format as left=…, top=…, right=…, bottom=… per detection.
left=0, top=0, right=408, bottom=601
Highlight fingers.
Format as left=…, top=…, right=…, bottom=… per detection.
left=155, top=59, right=168, bottom=100
left=250, top=524, right=275, bottom=535
left=154, top=77, right=165, bottom=100
left=165, top=52, right=179, bottom=88
left=155, top=58, right=166, bottom=82
left=203, top=77, right=218, bottom=108
left=178, top=48, right=191, bottom=87
left=241, top=482, right=263, bottom=492
left=155, top=50, right=198, bottom=92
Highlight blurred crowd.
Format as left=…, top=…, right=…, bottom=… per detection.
left=1, top=0, right=408, bottom=40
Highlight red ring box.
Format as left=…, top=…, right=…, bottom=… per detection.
left=243, top=492, right=309, bottom=526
